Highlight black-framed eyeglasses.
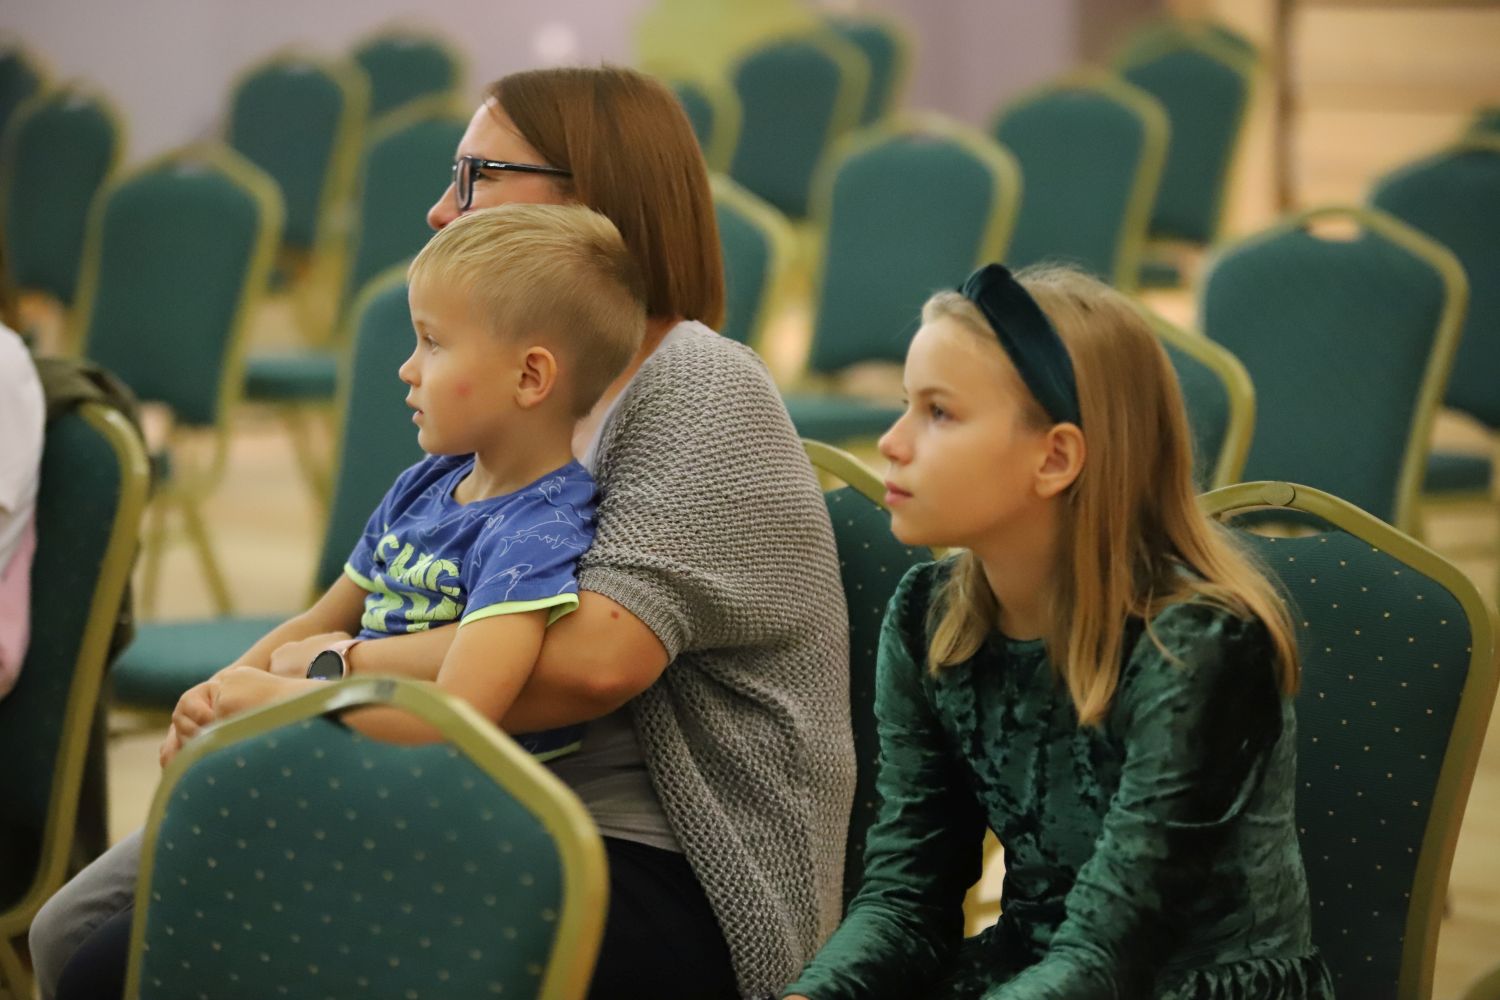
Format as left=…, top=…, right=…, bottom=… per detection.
left=452, top=154, right=572, bottom=212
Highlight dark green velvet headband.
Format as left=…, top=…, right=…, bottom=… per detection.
left=958, top=264, right=1081, bottom=427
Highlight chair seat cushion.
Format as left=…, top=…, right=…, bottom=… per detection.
left=1424, top=449, right=1493, bottom=494
left=243, top=351, right=339, bottom=403
left=112, top=616, right=287, bottom=709
left=784, top=395, right=903, bottom=444
left=1138, top=257, right=1183, bottom=289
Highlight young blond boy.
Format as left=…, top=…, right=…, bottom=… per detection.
left=167, top=201, right=647, bottom=756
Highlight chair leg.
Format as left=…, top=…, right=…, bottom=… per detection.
left=179, top=495, right=234, bottom=614
left=137, top=493, right=170, bottom=620
left=0, top=935, right=34, bottom=1000
left=282, top=407, right=332, bottom=509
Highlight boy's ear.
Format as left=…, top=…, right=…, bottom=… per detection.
left=515, top=345, right=559, bottom=409
left=1035, top=422, right=1085, bottom=499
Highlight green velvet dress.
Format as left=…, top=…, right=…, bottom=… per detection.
left=788, top=563, right=1334, bottom=1000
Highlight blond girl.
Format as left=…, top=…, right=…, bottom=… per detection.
left=786, top=265, right=1332, bottom=999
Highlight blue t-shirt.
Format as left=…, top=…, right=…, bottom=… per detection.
left=344, top=454, right=595, bottom=759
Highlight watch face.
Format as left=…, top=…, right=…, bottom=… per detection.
left=306, top=649, right=345, bottom=681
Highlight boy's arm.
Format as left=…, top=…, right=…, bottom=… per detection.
left=210, top=610, right=550, bottom=745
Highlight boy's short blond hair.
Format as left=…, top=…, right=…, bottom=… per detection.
left=408, top=203, right=648, bottom=416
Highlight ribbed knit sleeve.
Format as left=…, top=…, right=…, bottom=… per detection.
left=581, top=325, right=856, bottom=997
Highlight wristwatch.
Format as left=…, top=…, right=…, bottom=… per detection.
left=306, top=638, right=361, bottom=681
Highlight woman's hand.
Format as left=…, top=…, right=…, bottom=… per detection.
left=268, top=631, right=353, bottom=677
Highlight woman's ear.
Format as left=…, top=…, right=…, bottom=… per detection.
left=1035, top=422, right=1085, bottom=499
left=515, top=345, right=559, bottom=409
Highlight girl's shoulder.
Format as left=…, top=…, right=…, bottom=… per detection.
left=886, top=558, right=954, bottom=648
left=1119, top=599, right=1277, bottom=704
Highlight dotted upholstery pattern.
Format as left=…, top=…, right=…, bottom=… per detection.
left=1233, top=525, right=1474, bottom=997
left=352, top=35, right=460, bottom=119
left=1120, top=40, right=1248, bottom=243
left=82, top=155, right=279, bottom=429
left=1, top=86, right=119, bottom=305
left=729, top=36, right=861, bottom=218
left=1372, top=143, right=1500, bottom=430
left=228, top=60, right=351, bottom=252
left=0, top=410, right=135, bottom=909
left=1161, top=339, right=1233, bottom=490
left=715, top=188, right=774, bottom=347
left=136, top=718, right=565, bottom=1000
left=810, top=132, right=1004, bottom=374
left=994, top=84, right=1156, bottom=284
left=1201, top=220, right=1450, bottom=526
left=822, top=486, right=929, bottom=909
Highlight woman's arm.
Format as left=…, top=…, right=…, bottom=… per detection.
left=784, top=601, right=986, bottom=1000
left=987, top=605, right=1284, bottom=1000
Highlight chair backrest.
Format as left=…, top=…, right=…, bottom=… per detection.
left=804, top=440, right=931, bottom=910
left=992, top=73, right=1167, bottom=290
left=712, top=173, right=794, bottom=351
left=1370, top=136, right=1500, bottom=429
left=0, top=84, right=122, bottom=306
left=1468, top=106, right=1500, bottom=139
left=1146, top=311, right=1254, bottom=490
left=1115, top=19, right=1255, bottom=244
left=341, top=99, right=463, bottom=323
left=0, top=43, right=45, bottom=142
left=1199, top=205, right=1467, bottom=533
left=807, top=114, right=1019, bottom=375
left=73, top=146, right=282, bottom=430
left=0, top=405, right=148, bottom=938
left=667, top=75, right=741, bottom=172
left=226, top=52, right=367, bottom=256
left=125, top=677, right=607, bottom=1000
left=728, top=30, right=869, bottom=218
left=826, top=14, right=911, bottom=127
left=1203, top=480, right=1497, bottom=1000
left=315, top=267, right=425, bottom=592
left=352, top=29, right=464, bottom=119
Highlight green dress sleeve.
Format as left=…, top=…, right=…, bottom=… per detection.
left=785, top=566, right=988, bottom=999
left=988, top=602, right=1284, bottom=999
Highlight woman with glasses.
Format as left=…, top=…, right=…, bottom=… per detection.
left=34, top=66, right=853, bottom=1000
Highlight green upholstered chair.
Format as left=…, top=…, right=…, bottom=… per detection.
left=0, top=42, right=46, bottom=145
left=71, top=145, right=283, bottom=616
left=1203, top=480, right=1497, bottom=1000
left=804, top=440, right=930, bottom=910
left=991, top=73, right=1167, bottom=291
left=112, top=269, right=422, bottom=715
left=1147, top=311, right=1255, bottom=490
left=242, top=100, right=463, bottom=413
left=0, top=84, right=122, bottom=311
left=727, top=30, right=869, bottom=220
left=352, top=28, right=464, bottom=119
left=1370, top=137, right=1500, bottom=528
left=0, top=405, right=149, bottom=1000
left=226, top=52, right=368, bottom=342
left=125, top=677, right=607, bottom=1000
left=1114, top=19, right=1256, bottom=287
left=667, top=76, right=741, bottom=173
left=1467, top=106, right=1500, bottom=139
left=713, top=173, right=794, bottom=351
left=784, top=114, right=1019, bottom=444
left=825, top=13, right=912, bottom=127
left=1199, top=205, right=1467, bottom=535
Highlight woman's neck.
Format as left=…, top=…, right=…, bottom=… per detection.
left=972, top=506, right=1063, bottom=642
left=572, top=314, right=681, bottom=457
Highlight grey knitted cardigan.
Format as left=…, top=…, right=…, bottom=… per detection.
left=577, top=323, right=854, bottom=997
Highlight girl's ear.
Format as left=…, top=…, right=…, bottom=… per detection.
left=515, top=345, right=559, bottom=409
left=1035, top=423, right=1085, bottom=499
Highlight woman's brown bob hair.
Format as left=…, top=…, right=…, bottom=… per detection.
left=487, top=66, right=725, bottom=330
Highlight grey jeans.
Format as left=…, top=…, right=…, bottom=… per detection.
left=28, top=828, right=142, bottom=1000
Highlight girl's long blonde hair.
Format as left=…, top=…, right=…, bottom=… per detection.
left=926, top=265, right=1299, bottom=725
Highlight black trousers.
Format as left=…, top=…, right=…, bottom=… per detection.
left=55, top=837, right=739, bottom=1000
